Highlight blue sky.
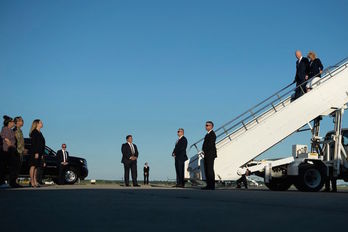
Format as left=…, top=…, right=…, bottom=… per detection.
left=1, top=0, right=348, bottom=180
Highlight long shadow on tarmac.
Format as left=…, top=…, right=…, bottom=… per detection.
left=1, top=187, right=348, bottom=231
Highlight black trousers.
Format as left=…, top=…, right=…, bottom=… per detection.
left=58, top=165, right=67, bottom=185
left=236, top=175, right=248, bottom=189
left=0, top=150, right=6, bottom=184
left=294, top=81, right=306, bottom=99
left=175, top=158, right=185, bottom=186
left=204, top=157, right=215, bottom=189
left=124, top=161, right=138, bottom=186
left=144, top=174, right=149, bottom=185
left=325, top=167, right=337, bottom=192
left=36, top=166, right=43, bottom=184
left=325, top=178, right=337, bottom=192
left=7, top=147, right=20, bottom=186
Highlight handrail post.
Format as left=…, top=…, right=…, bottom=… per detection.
left=242, top=121, right=247, bottom=130
left=193, top=144, right=199, bottom=153
left=271, top=103, right=277, bottom=112
left=277, top=94, right=285, bottom=107
left=249, top=110, right=259, bottom=123
left=222, top=126, right=232, bottom=141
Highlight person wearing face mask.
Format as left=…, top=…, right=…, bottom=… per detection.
left=1, top=115, right=22, bottom=188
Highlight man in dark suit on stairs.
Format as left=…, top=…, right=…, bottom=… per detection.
left=293, top=50, right=310, bottom=99
left=172, top=128, right=188, bottom=188
left=121, top=135, right=140, bottom=187
left=202, top=121, right=217, bottom=190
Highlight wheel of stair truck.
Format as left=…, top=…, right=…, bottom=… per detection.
left=294, top=163, right=325, bottom=192
left=265, top=177, right=292, bottom=191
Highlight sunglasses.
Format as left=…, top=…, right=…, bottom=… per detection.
left=205, top=124, right=211, bottom=127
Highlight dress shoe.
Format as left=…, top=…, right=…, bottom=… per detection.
left=133, top=184, right=140, bottom=187
left=125, top=184, right=130, bottom=187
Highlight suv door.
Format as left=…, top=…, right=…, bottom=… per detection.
left=43, top=148, right=58, bottom=176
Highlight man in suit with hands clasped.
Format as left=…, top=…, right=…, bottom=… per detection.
left=172, top=128, right=188, bottom=188
left=121, top=135, right=140, bottom=187
left=57, top=143, right=70, bottom=185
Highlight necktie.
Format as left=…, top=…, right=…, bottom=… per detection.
left=63, top=151, right=66, bottom=162
left=130, top=144, right=135, bottom=155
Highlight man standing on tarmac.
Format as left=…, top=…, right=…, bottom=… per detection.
left=14, top=117, right=26, bottom=173
left=202, top=121, right=217, bottom=190
left=121, top=135, right=140, bottom=187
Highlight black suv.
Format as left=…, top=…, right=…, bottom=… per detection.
left=17, top=138, right=88, bottom=184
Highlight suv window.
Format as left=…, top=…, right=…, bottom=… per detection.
left=44, top=148, right=55, bottom=157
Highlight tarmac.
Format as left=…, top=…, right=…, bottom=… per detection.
left=1, top=184, right=348, bottom=232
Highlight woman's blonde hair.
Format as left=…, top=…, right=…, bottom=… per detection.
left=307, top=51, right=317, bottom=60
left=29, top=119, right=41, bottom=137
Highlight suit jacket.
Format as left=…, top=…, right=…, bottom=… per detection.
left=30, top=129, right=45, bottom=155
left=57, top=149, right=70, bottom=165
left=173, top=136, right=188, bottom=161
left=144, top=166, right=150, bottom=174
left=202, top=131, right=217, bottom=159
left=308, top=58, right=323, bottom=78
left=294, top=57, right=309, bottom=84
left=121, top=143, right=139, bottom=164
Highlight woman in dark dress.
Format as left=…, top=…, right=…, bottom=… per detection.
left=306, top=51, right=324, bottom=92
left=29, top=119, right=45, bottom=187
left=307, top=51, right=324, bottom=79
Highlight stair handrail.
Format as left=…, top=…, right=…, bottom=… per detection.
left=190, top=57, right=348, bottom=152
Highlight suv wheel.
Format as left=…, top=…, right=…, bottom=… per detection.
left=65, top=167, right=79, bottom=184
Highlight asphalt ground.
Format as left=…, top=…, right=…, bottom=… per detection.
left=1, top=185, right=348, bottom=232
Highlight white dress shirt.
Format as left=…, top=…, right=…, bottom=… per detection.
left=128, top=142, right=135, bottom=155
left=62, top=149, right=68, bottom=162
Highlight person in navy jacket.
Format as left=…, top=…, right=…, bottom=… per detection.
left=293, top=50, right=310, bottom=99
left=172, top=128, right=188, bottom=188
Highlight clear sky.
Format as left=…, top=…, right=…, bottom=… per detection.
left=1, top=0, right=348, bottom=180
